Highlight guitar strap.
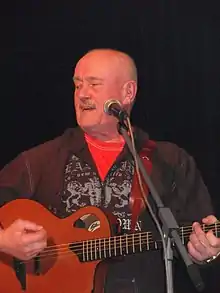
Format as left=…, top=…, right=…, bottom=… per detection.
left=129, top=140, right=156, bottom=232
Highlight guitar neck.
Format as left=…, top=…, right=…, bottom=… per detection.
left=70, top=221, right=220, bottom=263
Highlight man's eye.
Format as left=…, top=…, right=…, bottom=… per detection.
left=75, top=84, right=81, bottom=89
left=90, top=83, right=101, bottom=87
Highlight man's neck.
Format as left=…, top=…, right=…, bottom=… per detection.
left=85, top=130, right=124, bottom=143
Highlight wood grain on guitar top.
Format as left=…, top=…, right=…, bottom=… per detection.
left=0, top=199, right=111, bottom=293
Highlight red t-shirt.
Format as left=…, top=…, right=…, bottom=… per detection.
left=85, top=133, right=125, bottom=181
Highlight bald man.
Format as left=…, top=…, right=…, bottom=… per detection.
left=0, top=49, right=219, bottom=293
left=73, top=49, right=137, bottom=140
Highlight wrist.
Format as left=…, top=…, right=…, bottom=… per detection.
left=190, top=255, right=207, bottom=265
left=205, top=251, right=220, bottom=264
left=190, top=251, right=220, bottom=266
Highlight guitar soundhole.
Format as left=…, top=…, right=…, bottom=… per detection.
left=73, top=213, right=100, bottom=232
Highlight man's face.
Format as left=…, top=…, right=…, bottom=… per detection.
left=73, top=53, right=124, bottom=135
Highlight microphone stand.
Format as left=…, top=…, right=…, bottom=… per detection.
left=117, top=121, right=205, bottom=293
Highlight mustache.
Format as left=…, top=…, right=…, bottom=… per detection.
left=79, top=98, right=96, bottom=110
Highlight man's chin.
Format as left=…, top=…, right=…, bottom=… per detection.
left=78, top=121, right=119, bottom=138
left=78, top=122, right=99, bottom=134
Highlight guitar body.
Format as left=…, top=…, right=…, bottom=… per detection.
left=0, top=199, right=112, bottom=293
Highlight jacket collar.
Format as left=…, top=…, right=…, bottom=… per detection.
left=60, top=125, right=151, bottom=167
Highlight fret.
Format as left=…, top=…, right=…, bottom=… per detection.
left=94, top=239, right=97, bottom=260
left=86, top=240, right=89, bottom=261
left=126, top=234, right=129, bottom=254
left=114, top=236, right=117, bottom=256
left=90, top=240, right=93, bottom=261
left=109, top=238, right=111, bottom=257
left=146, top=232, right=149, bottom=250
left=99, top=238, right=102, bottom=259
left=82, top=241, right=85, bottom=262
left=181, top=227, right=184, bottom=244
left=104, top=239, right=106, bottom=258
left=119, top=236, right=123, bottom=255
left=154, top=240, right=157, bottom=250
left=139, top=234, right=142, bottom=252
left=132, top=234, right=135, bottom=253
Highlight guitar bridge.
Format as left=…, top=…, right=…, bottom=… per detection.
left=13, top=258, right=26, bottom=291
left=12, top=255, right=41, bottom=291
left=34, top=254, right=41, bottom=275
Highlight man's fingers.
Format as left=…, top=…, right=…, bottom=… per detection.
left=189, top=231, right=208, bottom=253
left=187, top=241, right=204, bottom=261
left=192, top=223, right=210, bottom=247
left=206, top=230, right=220, bottom=248
left=202, top=215, right=217, bottom=225
left=15, top=219, right=43, bottom=232
left=22, top=229, right=47, bottom=245
left=188, top=222, right=220, bottom=261
left=23, top=240, right=47, bottom=254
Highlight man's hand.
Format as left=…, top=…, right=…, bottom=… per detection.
left=0, top=219, right=47, bottom=260
left=187, top=215, right=220, bottom=262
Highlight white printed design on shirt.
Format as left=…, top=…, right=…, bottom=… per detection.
left=60, top=154, right=142, bottom=232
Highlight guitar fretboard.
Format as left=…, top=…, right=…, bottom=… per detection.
left=69, top=222, right=220, bottom=262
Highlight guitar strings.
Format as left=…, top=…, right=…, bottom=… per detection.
left=18, top=223, right=220, bottom=266
left=22, top=223, right=220, bottom=263
left=40, top=222, right=220, bottom=254
left=41, top=234, right=156, bottom=256
left=23, top=237, right=161, bottom=264
left=24, top=224, right=220, bottom=264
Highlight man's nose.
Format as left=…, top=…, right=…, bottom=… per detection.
left=77, top=83, right=90, bottom=97
left=79, top=96, right=91, bottom=103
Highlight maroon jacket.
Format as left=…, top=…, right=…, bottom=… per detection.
left=0, top=127, right=215, bottom=293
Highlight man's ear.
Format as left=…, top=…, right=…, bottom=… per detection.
left=122, top=80, right=137, bottom=106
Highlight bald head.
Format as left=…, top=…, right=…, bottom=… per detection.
left=81, top=48, right=138, bottom=83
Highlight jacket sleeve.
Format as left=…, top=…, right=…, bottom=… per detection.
left=156, top=141, right=214, bottom=224
left=174, top=146, right=214, bottom=223
left=0, top=153, right=33, bottom=206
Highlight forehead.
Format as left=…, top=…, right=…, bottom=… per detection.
left=74, top=53, right=119, bottom=80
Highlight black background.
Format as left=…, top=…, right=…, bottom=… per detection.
left=2, top=0, right=220, bottom=217
left=5, top=1, right=219, bottom=210
left=0, top=1, right=220, bottom=290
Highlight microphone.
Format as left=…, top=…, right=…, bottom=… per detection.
left=103, top=99, right=128, bottom=121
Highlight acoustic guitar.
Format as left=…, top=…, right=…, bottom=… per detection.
left=0, top=199, right=219, bottom=293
